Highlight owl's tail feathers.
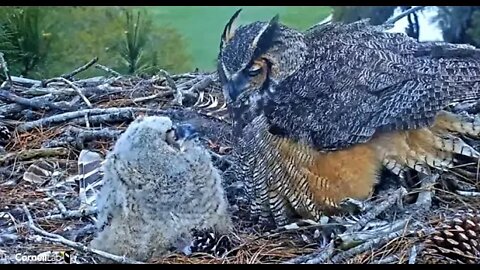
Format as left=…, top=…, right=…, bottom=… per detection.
left=381, top=110, right=480, bottom=177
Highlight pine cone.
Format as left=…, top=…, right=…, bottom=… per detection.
left=189, top=229, right=233, bottom=258
left=422, top=210, right=480, bottom=264
left=0, top=125, right=11, bottom=147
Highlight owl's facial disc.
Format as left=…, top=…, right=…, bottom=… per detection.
left=225, top=57, right=270, bottom=103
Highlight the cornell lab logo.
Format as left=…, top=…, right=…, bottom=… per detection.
left=61, top=250, right=74, bottom=263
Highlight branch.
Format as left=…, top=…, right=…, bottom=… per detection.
left=0, top=52, right=12, bottom=86
left=60, top=57, right=99, bottom=80
left=371, top=255, right=398, bottom=264
left=66, top=126, right=122, bottom=148
left=384, top=6, right=426, bottom=25
left=94, top=64, right=121, bottom=77
left=49, top=77, right=93, bottom=108
left=330, top=228, right=407, bottom=263
left=345, top=187, right=407, bottom=233
left=338, top=219, right=410, bottom=247
left=0, top=147, right=69, bottom=166
left=283, top=240, right=335, bottom=264
left=21, top=204, right=143, bottom=264
left=414, top=174, right=438, bottom=210
left=408, top=245, right=418, bottom=264
left=15, top=107, right=170, bottom=132
left=9, top=76, right=42, bottom=88
left=456, top=190, right=480, bottom=197
left=3, top=206, right=97, bottom=234
left=159, top=69, right=182, bottom=105
left=0, top=89, right=73, bottom=111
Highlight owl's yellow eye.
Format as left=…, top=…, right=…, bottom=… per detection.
left=248, top=64, right=262, bottom=77
left=247, top=59, right=268, bottom=78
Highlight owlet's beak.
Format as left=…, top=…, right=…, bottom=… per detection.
left=166, top=123, right=199, bottom=152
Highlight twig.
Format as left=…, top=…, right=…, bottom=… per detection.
left=330, top=228, right=408, bottom=263
left=0, top=52, right=12, bottom=85
left=94, top=64, right=121, bottom=77
left=456, top=190, right=480, bottom=197
left=51, top=77, right=92, bottom=108
left=305, top=240, right=335, bottom=264
left=0, top=147, right=69, bottom=166
left=46, top=191, right=68, bottom=214
left=338, top=219, right=410, bottom=246
left=3, top=207, right=97, bottom=234
left=283, top=240, right=335, bottom=264
left=159, top=69, right=182, bottom=105
left=67, top=111, right=141, bottom=126
left=181, top=75, right=214, bottom=94
left=346, top=187, right=407, bottom=233
left=132, top=90, right=175, bottom=103
left=60, top=57, right=99, bottom=80
left=66, top=126, right=122, bottom=148
left=9, top=76, right=42, bottom=87
left=21, top=204, right=144, bottom=264
left=15, top=107, right=169, bottom=132
left=408, top=245, right=418, bottom=264
left=384, top=6, right=426, bottom=25
left=414, top=174, right=438, bottom=210
left=372, top=255, right=398, bottom=264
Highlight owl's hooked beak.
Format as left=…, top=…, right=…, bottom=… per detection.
left=225, top=73, right=249, bottom=103
left=166, top=123, right=199, bottom=152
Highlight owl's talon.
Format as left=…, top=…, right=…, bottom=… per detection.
left=339, top=197, right=365, bottom=214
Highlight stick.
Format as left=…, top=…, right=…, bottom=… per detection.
left=15, top=107, right=169, bottom=132
left=66, top=126, right=122, bottom=148
left=21, top=204, right=144, bottom=264
left=408, top=245, right=418, bottom=264
left=372, top=255, right=398, bottom=264
left=132, top=90, right=175, bottom=103
left=94, top=64, right=121, bottom=77
left=414, top=174, right=438, bottom=210
left=51, top=77, right=92, bottom=108
left=456, top=190, right=480, bottom=197
left=283, top=240, right=335, bottom=264
left=338, top=219, right=410, bottom=246
left=3, top=207, right=97, bottom=234
left=305, top=240, right=335, bottom=264
left=384, top=6, right=426, bottom=25
left=9, top=76, right=42, bottom=87
left=46, top=191, right=68, bottom=214
left=0, top=147, right=69, bottom=166
left=0, top=52, right=12, bottom=85
left=345, top=187, right=407, bottom=233
left=181, top=75, right=214, bottom=94
left=67, top=112, right=145, bottom=127
left=159, top=69, right=182, bottom=105
left=0, top=89, right=73, bottom=111
left=330, top=228, right=407, bottom=263
left=60, top=57, right=99, bottom=80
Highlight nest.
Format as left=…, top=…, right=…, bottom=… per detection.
left=1, top=58, right=480, bottom=264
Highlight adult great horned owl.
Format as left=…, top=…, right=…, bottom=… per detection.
left=217, top=10, right=480, bottom=227
left=90, top=116, right=232, bottom=261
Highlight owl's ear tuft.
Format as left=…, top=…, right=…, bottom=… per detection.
left=220, top=9, right=242, bottom=50
left=269, top=14, right=280, bottom=27
left=252, top=14, right=281, bottom=59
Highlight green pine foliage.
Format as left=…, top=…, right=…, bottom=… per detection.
left=0, top=7, right=193, bottom=79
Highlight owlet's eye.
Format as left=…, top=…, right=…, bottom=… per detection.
left=248, top=64, right=262, bottom=77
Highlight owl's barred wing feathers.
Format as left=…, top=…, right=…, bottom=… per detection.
left=266, top=21, right=480, bottom=151
left=218, top=13, right=480, bottom=228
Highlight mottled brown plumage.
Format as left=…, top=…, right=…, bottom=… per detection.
left=217, top=11, right=480, bottom=227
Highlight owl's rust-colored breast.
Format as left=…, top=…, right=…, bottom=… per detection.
left=273, top=135, right=381, bottom=215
